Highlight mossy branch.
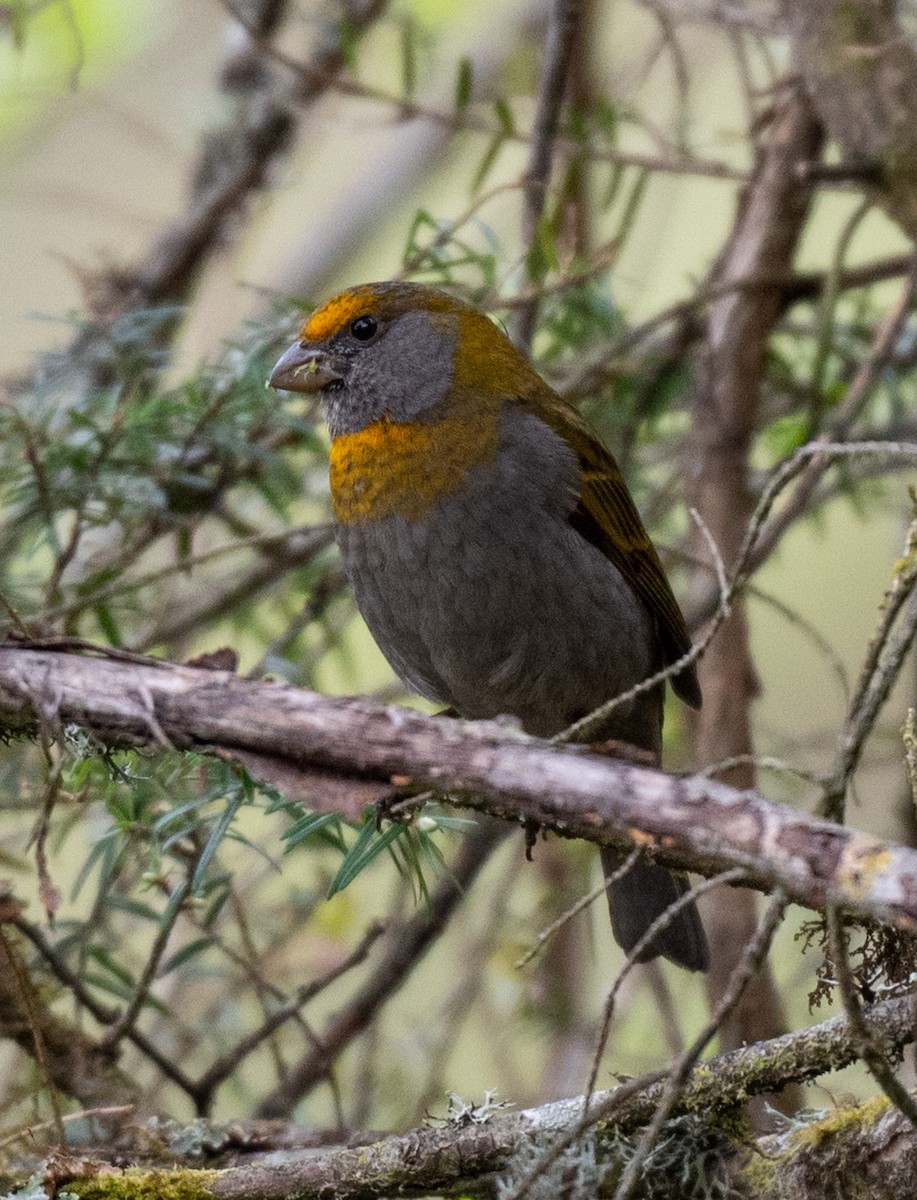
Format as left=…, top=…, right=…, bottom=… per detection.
left=6, top=992, right=913, bottom=1199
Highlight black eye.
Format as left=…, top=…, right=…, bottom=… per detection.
left=350, top=314, right=377, bottom=341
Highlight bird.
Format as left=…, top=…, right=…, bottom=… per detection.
left=269, top=280, right=708, bottom=972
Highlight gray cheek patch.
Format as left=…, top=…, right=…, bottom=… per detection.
left=370, top=310, right=456, bottom=421
left=323, top=311, right=457, bottom=436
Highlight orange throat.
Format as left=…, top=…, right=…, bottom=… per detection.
left=329, top=410, right=499, bottom=523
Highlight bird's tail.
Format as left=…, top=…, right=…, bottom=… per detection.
left=600, top=846, right=709, bottom=972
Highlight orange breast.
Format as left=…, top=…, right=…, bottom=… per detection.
left=329, top=410, right=499, bottom=523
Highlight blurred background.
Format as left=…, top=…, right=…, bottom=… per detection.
left=1, top=0, right=915, bottom=1147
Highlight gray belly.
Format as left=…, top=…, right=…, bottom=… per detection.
left=336, top=493, right=658, bottom=740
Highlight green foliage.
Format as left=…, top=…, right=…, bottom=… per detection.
left=278, top=798, right=474, bottom=904
left=0, top=305, right=322, bottom=633
left=400, top=14, right=419, bottom=98
left=10, top=742, right=262, bottom=1011
left=472, top=98, right=517, bottom=193
left=454, top=56, right=473, bottom=112
left=536, top=279, right=623, bottom=365
left=402, top=208, right=501, bottom=295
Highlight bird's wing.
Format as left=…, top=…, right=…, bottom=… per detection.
left=518, top=389, right=702, bottom=709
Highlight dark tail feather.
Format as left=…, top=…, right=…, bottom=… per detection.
left=600, top=846, right=709, bottom=972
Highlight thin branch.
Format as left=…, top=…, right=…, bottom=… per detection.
left=514, top=848, right=642, bottom=969
left=0, top=1105, right=134, bottom=1153
left=0, top=901, right=140, bottom=1110
left=749, top=582, right=851, bottom=703
left=132, top=528, right=336, bottom=654
left=728, top=259, right=917, bottom=592
left=192, top=919, right=386, bottom=1111
left=638, top=0, right=691, bottom=150
left=515, top=0, right=584, bottom=348
left=905, top=707, right=917, bottom=814
left=585, top=868, right=749, bottom=1099
left=10, top=904, right=201, bottom=1100
left=0, top=923, right=66, bottom=1142
left=36, top=525, right=333, bottom=628
left=256, top=823, right=508, bottom=1117
left=101, top=880, right=191, bottom=1051
left=223, top=0, right=746, bottom=183
left=821, top=512, right=917, bottom=822
left=610, top=890, right=788, bottom=1200
left=696, top=753, right=824, bottom=786
left=567, top=251, right=916, bottom=400
left=11, top=915, right=119, bottom=1026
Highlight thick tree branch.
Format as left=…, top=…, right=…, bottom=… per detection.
left=3, top=644, right=917, bottom=933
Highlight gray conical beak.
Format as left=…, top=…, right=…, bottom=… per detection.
left=269, top=343, right=343, bottom=394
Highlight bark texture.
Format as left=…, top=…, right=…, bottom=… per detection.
left=5, top=993, right=914, bottom=1199
left=3, top=644, right=917, bottom=930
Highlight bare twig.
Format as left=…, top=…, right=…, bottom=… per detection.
left=256, top=823, right=508, bottom=1116
left=727, top=259, right=917, bottom=593
left=0, top=1105, right=134, bottom=1152
left=222, top=0, right=745, bottom=183
left=749, top=583, right=851, bottom=703
left=610, top=890, right=788, bottom=1200
left=638, top=0, right=691, bottom=149
left=101, top=880, right=192, bottom=1051
left=514, top=848, right=642, bottom=969
left=569, top=252, right=917, bottom=396
left=688, top=505, right=730, bottom=613
left=0, top=923, right=66, bottom=1143
left=416, top=857, right=521, bottom=1118
left=905, top=708, right=917, bottom=813
left=585, top=868, right=749, bottom=1100
left=133, top=0, right=295, bottom=305
left=821, top=513, right=917, bottom=822
left=11, top=915, right=120, bottom=1026
left=9, top=909, right=199, bottom=1099
left=247, top=565, right=347, bottom=680
left=36, top=525, right=333, bottom=628
left=192, top=920, right=387, bottom=1112
left=132, top=527, right=336, bottom=654
left=515, top=0, right=584, bottom=348
left=696, top=754, right=823, bottom=786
